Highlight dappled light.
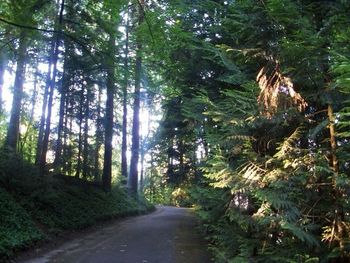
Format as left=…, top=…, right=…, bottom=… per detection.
left=257, top=65, right=307, bottom=117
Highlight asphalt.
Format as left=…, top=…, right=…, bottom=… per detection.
left=21, top=206, right=213, bottom=263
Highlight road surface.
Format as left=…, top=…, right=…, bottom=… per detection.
left=22, top=206, right=212, bottom=263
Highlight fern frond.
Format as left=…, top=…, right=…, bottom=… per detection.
left=280, top=221, right=319, bottom=247
left=239, top=162, right=266, bottom=185
left=275, top=126, right=304, bottom=159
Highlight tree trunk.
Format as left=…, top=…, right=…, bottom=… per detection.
left=53, top=62, right=67, bottom=172
left=0, top=52, right=7, bottom=115
left=82, top=86, right=91, bottom=178
left=6, top=32, right=28, bottom=150
left=20, top=63, right=39, bottom=158
left=39, top=0, right=64, bottom=175
left=129, top=51, right=141, bottom=193
left=129, top=0, right=144, bottom=193
left=35, top=54, right=52, bottom=165
left=67, top=111, right=73, bottom=176
left=75, top=87, right=84, bottom=179
left=327, top=103, right=345, bottom=256
left=39, top=42, right=59, bottom=175
left=62, top=93, right=69, bottom=174
left=140, top=134, right=145, bottom=190
left=140, top=101, right=151, bottom=190
left=327, top=104, right=338, bottom=174
left=94, top=85, right=103, bottom=181
left=149, top=152, right=154, bottom=202
left=121, top=11, right=130, bottom=179
left=102, top=34, right=116, bottom=192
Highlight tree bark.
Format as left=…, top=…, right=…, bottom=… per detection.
left=327, top=104, right=338, bottom=174
left=102, top=34, right=116, bottom=192
left=128, top=0, right=144, bottom=193
left=82, top=86, right=91, bottom=178
left=67, top=110, right=73, bottom=176
left=121, top=11, right=130, bottom=179
left=35, top=51, right=53, bottom=165
left=62, top=93, right=69, bottom=173
left=0, top=52, right=7, bottom=115
left=39, top=0, right=65, bottom=175
left=327, top=103, right=345, bottom=255
left=94, top=85, right=103, bottom=181
left=75, top=87, right=84, bottom=178
left=6, top=31, right=28, bottom=151
left=53, top=61, right=68, bottom=172
left=129, top=50, right=141, bottom=193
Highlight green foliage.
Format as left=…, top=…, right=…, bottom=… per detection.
left=0, top=151, right=153, bottom=260
left=0, top=188, right=43, bottom=259
left=148, top=0, right=350, bottom=261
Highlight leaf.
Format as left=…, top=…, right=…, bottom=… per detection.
left=308, top=119, right=328, bottom=140
left=280, top=221, right=319, bottom=247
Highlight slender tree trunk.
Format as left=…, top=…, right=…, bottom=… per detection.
left=35, top=55, right=52, bottom=165
left=121, top=12, right=130, bottom=179
left=328, top=104, right=338, bottom=174
left=39, top=0, right=64, bottom=175
left=150, top=152, right=154, bottom=202
left=179, top=140, right=184, bottom=180
left=94, top=85, right=103, bottom=181
left=39, top=44, right=59, bottom=174
left=82, top=86, right=90, bottom=178
left=62, top=93, right=69, bottom=174
left=140, top=102, right=151, bottom=190
left=129, top=0, right=144, bottom=193
left=75, top=87, right=84, bottom=178
left=36, top=0, right=61, bottom=165
left=102, top=34, right=116, bottom=192
left=6, top=31, right=28, bottom=150
left=20, top=63, right=39, bottom=156
left=327, top=103, right=345, bottom=256
left=54, top=63, right=67, bottom=171
left=0, top=52, right=7, bottom=115
left=129, top=52, right=141, bottom=192
left=67, top=112, right=73, bottom=176
left=140, top=134, right=144, bottom=190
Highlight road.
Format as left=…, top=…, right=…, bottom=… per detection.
left=22, top=206, right=212, bottom=263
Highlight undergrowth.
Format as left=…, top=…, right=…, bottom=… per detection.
left=0, top=150, right=154, bottom=260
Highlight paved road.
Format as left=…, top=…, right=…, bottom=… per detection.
left=23, top=206, right=212, bottom=263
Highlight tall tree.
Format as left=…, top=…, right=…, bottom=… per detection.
left=121, top=9, right=130, bottom=179
left=6, top=31, right=28, bottom=150
left=53, top=52, right=68, bottom=171
left=94, top=85, right=103, bottom=181
left=129, top=0, right=144, bottom=193
left=0, top=52, right=7, bottom=115
left=39, top=0, right=65, bottom=175
left=35, top=45, right=52, bottom=165
left=75, top=86, right=84, bottom=178
left=102, top=31, right=116, bottom=192
left=82, top=86, right=91, bottom=178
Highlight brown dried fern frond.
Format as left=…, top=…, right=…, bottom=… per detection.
left=257, top=65, right=307, bottom=117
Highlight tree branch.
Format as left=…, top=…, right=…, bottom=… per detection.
left=0, top=17, right=58, bottom=34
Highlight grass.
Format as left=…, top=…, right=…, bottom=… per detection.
left=0, top=151, right=154, bottom=260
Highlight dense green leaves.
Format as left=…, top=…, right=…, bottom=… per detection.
left=148, top=0, right=350, bottom=262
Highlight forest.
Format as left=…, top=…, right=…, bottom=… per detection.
left=0, top=0, right=350, bottom=262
